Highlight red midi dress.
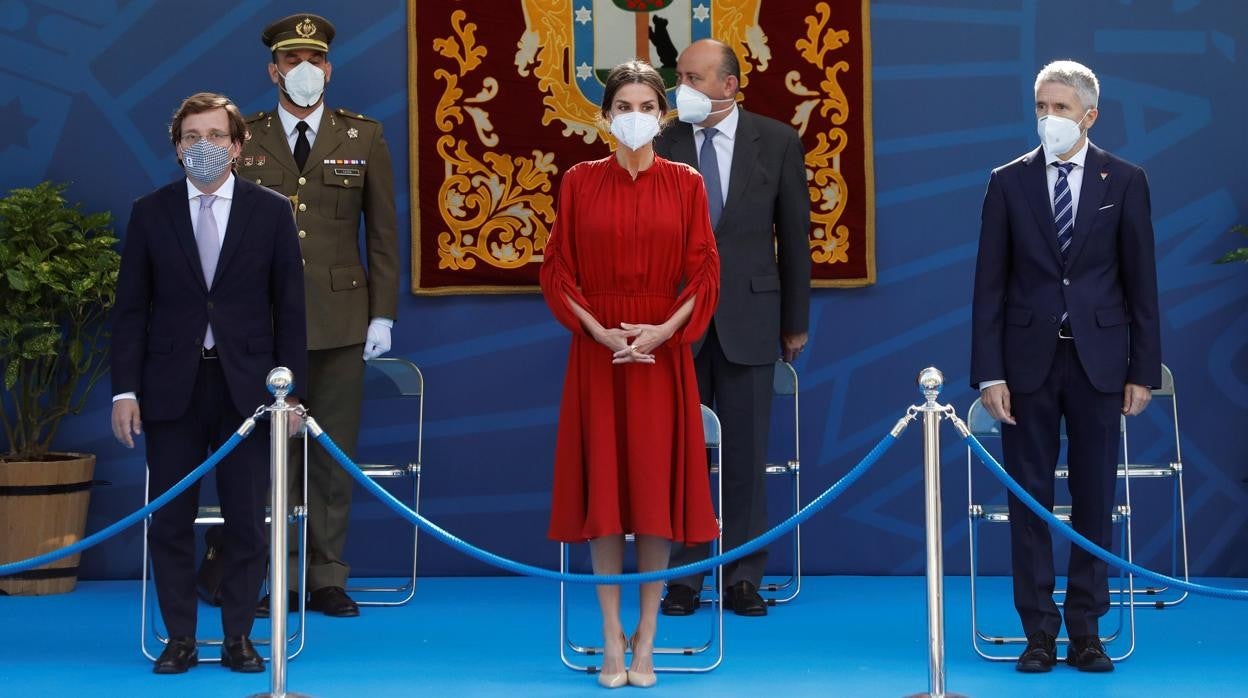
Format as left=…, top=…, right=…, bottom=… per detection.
left=541, top=155, right=720, bottom=544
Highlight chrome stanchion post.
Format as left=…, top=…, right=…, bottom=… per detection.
left=249, top=367, right=312, bottom=698
left=906, top=367, right=967, bottom=698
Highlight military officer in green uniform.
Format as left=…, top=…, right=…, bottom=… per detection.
left=239, top=13, right=399, bottom=618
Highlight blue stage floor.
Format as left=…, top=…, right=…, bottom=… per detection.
left=2, top=575, right=1245, bottom=697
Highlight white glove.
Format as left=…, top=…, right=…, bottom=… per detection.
left=362, top=318, right=394, bottom=360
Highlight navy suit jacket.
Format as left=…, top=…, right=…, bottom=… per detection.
left=111, top=176, right=308, bottom=420
left=971, top=144, right=1162, bottom=394
left=654, top=108, right=811, bottom=366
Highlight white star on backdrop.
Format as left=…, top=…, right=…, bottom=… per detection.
left=693, top=4, right=710, bottom=22
left=575, top=6, right=591, bottom=24
left=576, top=62, right=593, bottom=80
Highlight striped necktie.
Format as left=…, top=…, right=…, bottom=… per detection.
left=1053, top=161, right=1076, bottom=262
left=1052, top=161, right=1075, bottom=330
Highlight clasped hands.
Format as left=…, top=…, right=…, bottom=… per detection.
left=593, top=321, right=675, bottom=365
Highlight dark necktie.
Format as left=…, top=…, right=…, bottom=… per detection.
left=294, top=120, right=311, bottom=171
left=698, top=127, right=723, bottom=228
left=1052, top=161, right=1076, bottom=331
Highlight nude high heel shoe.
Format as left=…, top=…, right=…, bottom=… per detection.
left=627, top=631, right=658, bottom=688
left=597, top=633, right=629, bottom=688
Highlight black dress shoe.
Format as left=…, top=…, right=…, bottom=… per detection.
left=1066, top=635, right=1114, bottom=672
left=221, top=635, right=265, bottom=673
left=308, top=586, right=360, bottom=617
left=660, top=584, right=700, bottom=616
left=153, top=636, right=198, bottom=674
left=1015, top=631, right=1057, bottom=673
left=255, top=590, right=303, bottom=618
left=724, top=580, right=768, bottom=616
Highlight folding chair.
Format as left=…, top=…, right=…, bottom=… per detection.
left=346, top=357, right=425, bottom=606
left=965, top=397, right=1137, bottom=662
left=762, top=359, right=802, bottom=603
left=140, top=433, right=309, bottom=663
left=1099, top=364, right=1188, bottom=608
left=560, top=403, right=724, bottom=674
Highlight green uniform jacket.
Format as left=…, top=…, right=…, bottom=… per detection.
left=238, top=106, right=399, bottom=351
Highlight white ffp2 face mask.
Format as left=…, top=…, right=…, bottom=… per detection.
left=675, top=84, right=733, bottom=124
left=280, top=60, right=326, bottom=108
left=610, top=112, right=661, bottom=151
left=1037, top=111, right=1088, bottom=160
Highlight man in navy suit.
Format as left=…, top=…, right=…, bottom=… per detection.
left=110, top=92, right=307, bottom=674
left=655, top=39, right=811, bottom=617
left=971, top=61, right=1162, bottom=674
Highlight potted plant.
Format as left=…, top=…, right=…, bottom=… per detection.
left=1215, top=224, right=1248, bottom=264
left=0, top=181, right=119, bottom=595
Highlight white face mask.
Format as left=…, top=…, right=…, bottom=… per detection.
left=610, top=112, right=661, bottom=151
left=1037, top=111, right=1089, bottom=160
left=280, top=60, right=326, bottom=108
left=675, top=84, right=733, bottom=124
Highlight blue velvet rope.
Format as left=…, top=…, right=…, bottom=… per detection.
left=313, top=426, right=897, bottom=584
left=965, top=432, right=1248, bottom=600
left=0, top=430, right=248, bottom=578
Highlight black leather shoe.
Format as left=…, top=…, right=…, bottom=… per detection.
left=255, top=590, right=303, bottom=618
left=153, top=636, right=198, bottom=674
left=660, top=584, right=700, bottom=616
left=308, top=586, right=360, bottom=617
left=1015, top=631, right=1057, bottom=673
left=724, top=580, right=768, bottom=616
left=1066, top=635, right=1114, bottom=672
left=221, top=636, right=265, bottom=673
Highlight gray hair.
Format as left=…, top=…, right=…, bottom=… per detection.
left=1034, top=60, right=1099, bottom=110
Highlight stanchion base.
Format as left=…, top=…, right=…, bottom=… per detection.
left=904, top=693, right=969, bottom=698
left=247, top=693, right=315, bottom=698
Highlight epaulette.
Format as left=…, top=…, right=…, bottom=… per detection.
left=245, top=111, right=268, bottom=123
left=336, top=107, right=378, bottom=124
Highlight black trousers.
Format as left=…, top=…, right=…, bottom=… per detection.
left=669, top=323, right=774, bottom=588
left=1001, top=339, right=1122, bottom=638
left=146, top=358, right=269, bottom=639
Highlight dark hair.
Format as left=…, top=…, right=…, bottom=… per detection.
left=600, top=60, right=668, bottom=119
left=717, top=44, right=741, bottom=81
left=169, top=92, right=246, bottom=148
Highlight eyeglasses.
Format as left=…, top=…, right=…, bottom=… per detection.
left=179, top=131, right=233, bottom=147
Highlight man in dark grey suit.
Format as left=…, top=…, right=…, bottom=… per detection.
left=655, top=39, right=811, bottom=617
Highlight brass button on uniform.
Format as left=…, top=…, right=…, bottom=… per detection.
left=298, top=176, right=307, bottom=185
left=301, top=258, right=306, bottom=267
left=351, top=280, right=358, bottom=287
left=298, top=230, right=307, bottom=239
left=298, top=202, right=307, bottom=212
left=343, top=179, right=350, bottom=186
left=256, top=178, right=263, bottom=185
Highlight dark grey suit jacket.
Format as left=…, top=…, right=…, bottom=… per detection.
left=655, top=108, right=811, bottom=365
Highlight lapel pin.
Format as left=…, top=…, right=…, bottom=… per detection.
left=244, top=156, right=254, bottom=167
left=1100, top=171, right=1108, bottom=180
left=257, top=155, right=266, bottom=166
left=347, top=127, right=359, bottom=139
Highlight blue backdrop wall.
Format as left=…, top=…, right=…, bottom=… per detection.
left=1, top=1, right=1245, bottom=580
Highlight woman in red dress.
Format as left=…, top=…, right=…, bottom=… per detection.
left=541, top=61, right=720, bottom=689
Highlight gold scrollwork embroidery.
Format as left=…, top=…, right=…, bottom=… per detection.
left=790, top=1, right=852, bottom=265
left=432, top=9, right=556, bottom=273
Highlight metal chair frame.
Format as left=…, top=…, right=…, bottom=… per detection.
left=761, top=360, right=801, bottom=604
left=347, top=357, right=425, bottom=607
left=140, top=433, right=309, bottom=663
left=965, top=397, right=1137, bottom=662
left=559, top=404, right=725, bottom=674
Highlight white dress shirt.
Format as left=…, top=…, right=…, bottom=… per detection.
left=692, top=105, right=739, bottom=207
left=278, top=102, right=325, bottom=151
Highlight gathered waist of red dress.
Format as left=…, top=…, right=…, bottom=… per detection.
left=583, top=289, right=678, bottom=300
